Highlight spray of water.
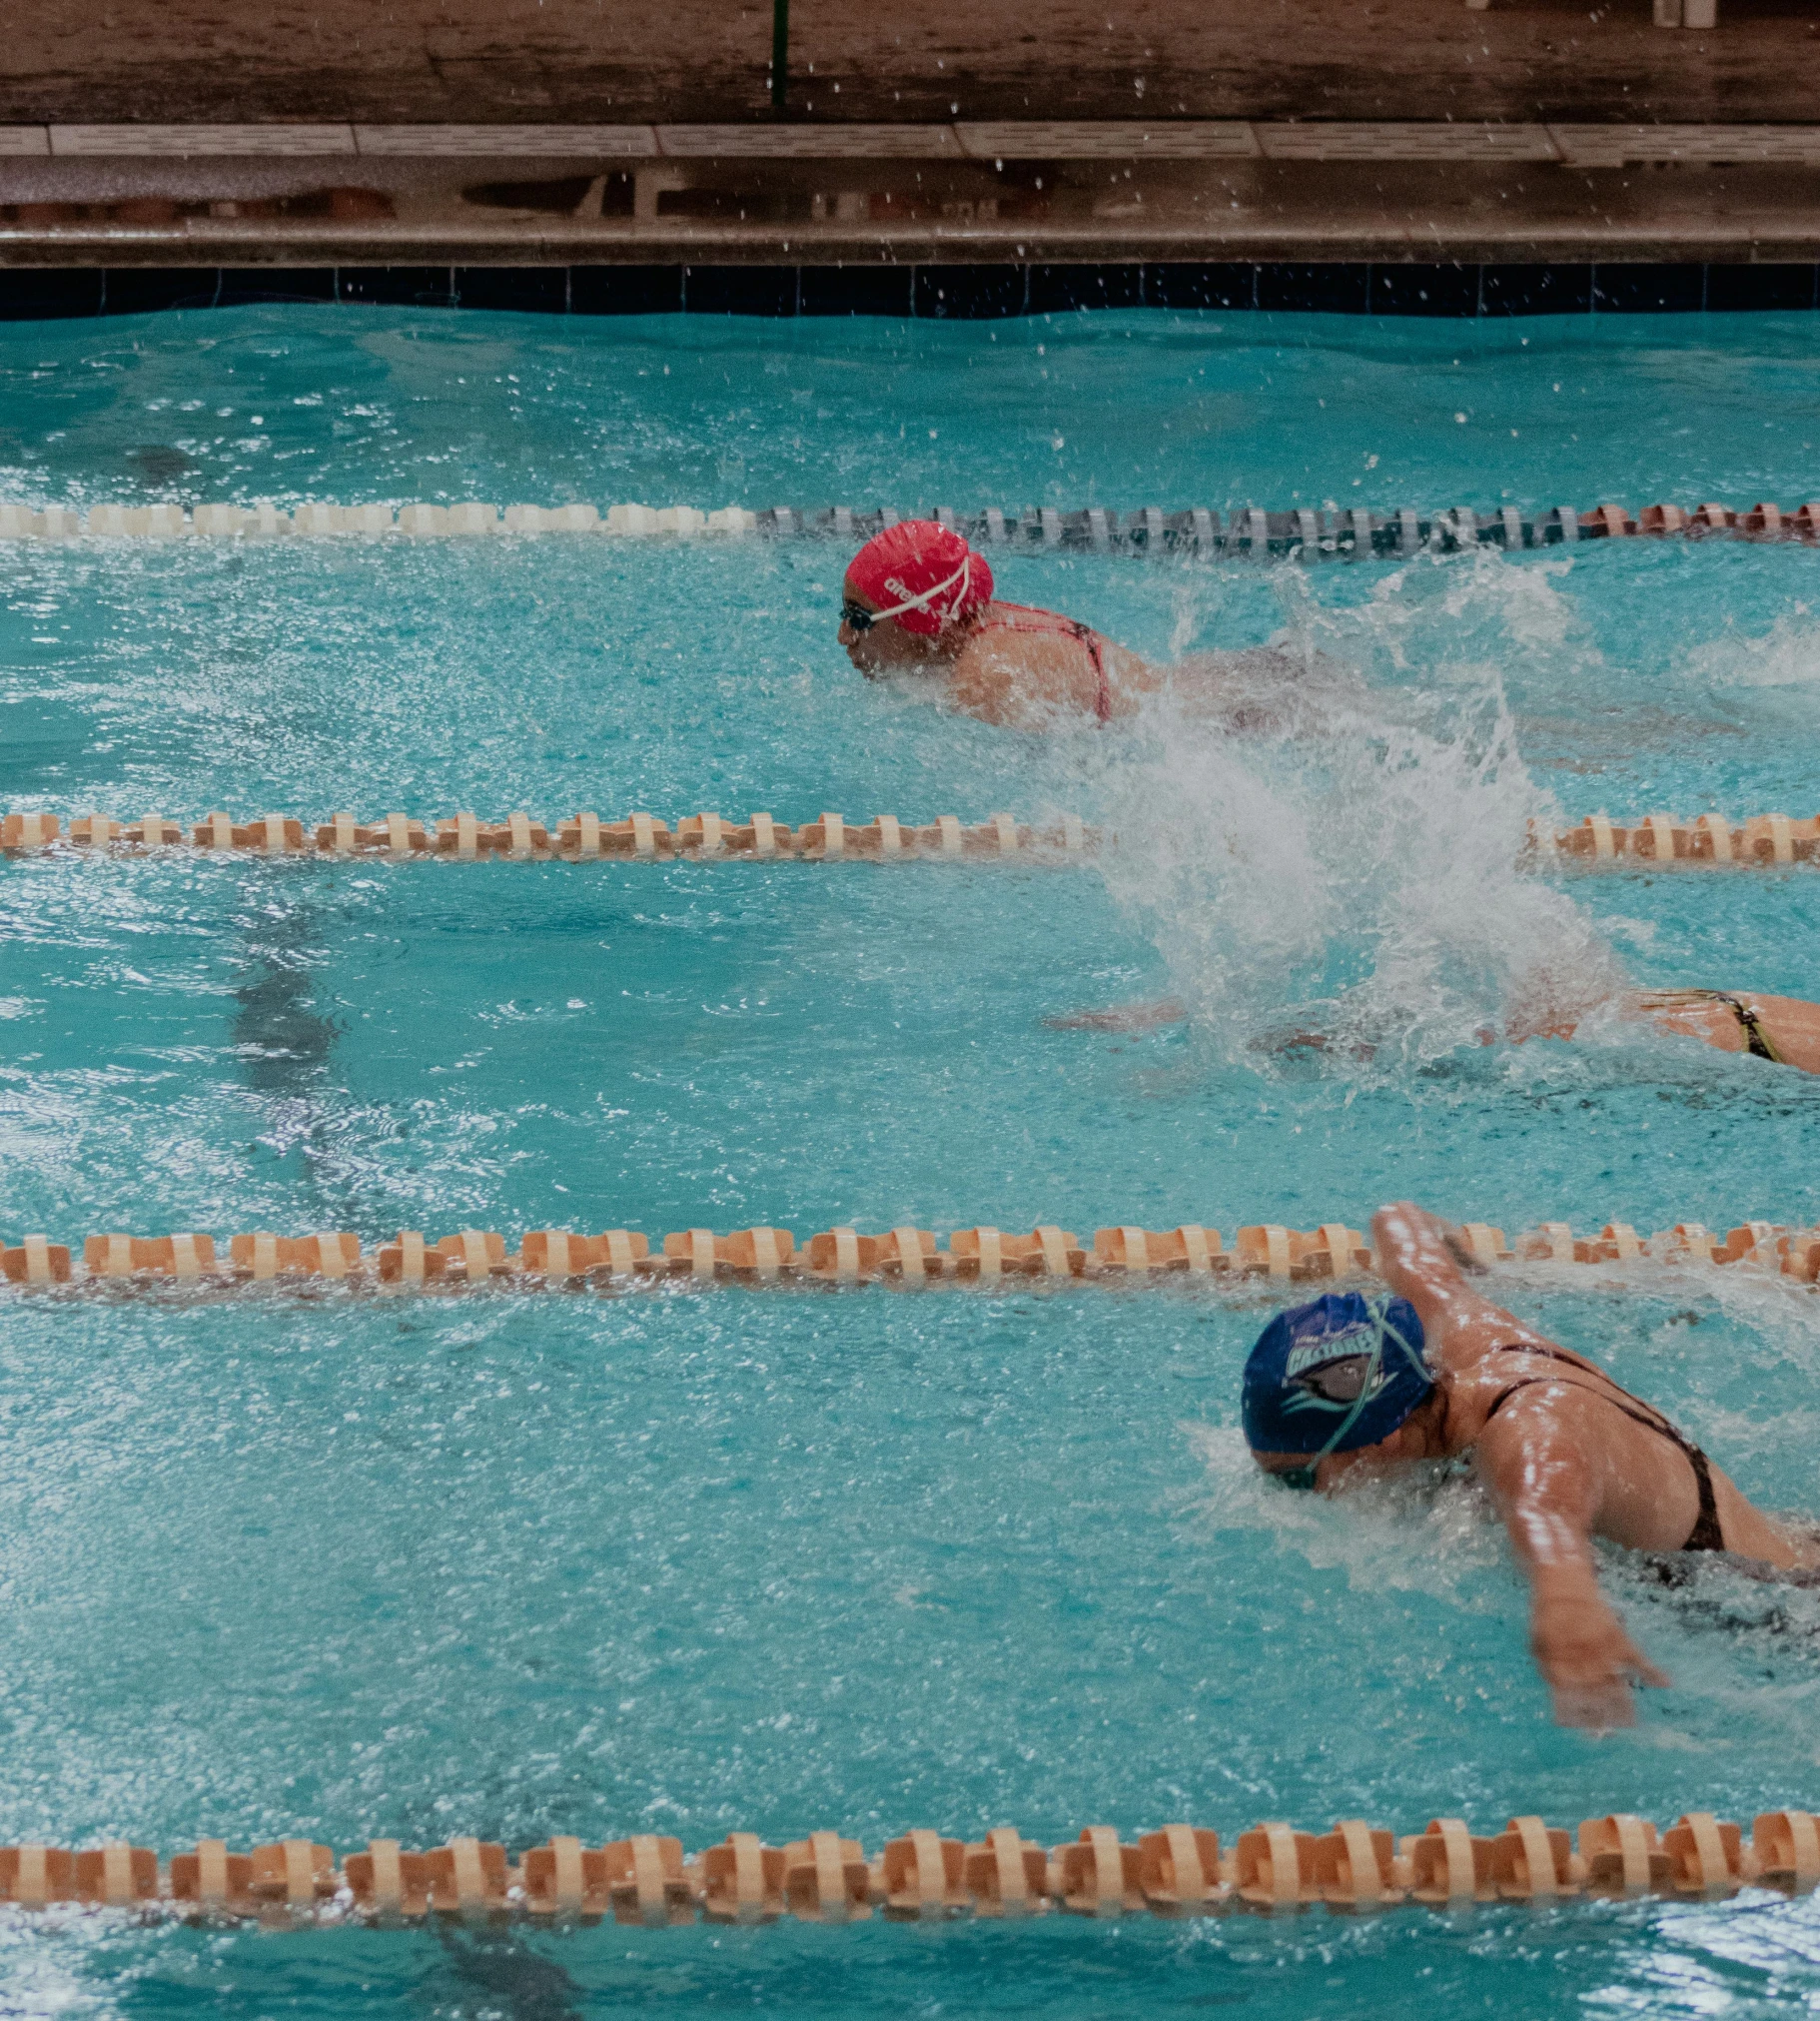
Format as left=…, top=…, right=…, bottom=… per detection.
left=1052, top=550, right=1626, bottom=1075
left=1682, top=603, right=1820, bottom=691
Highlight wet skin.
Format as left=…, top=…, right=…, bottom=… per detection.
left=1252, top=1202, right=1820, bottom=1731
left=1586, top=991, right=1820, bottom=1074
left=838, top=572, right=1353, bottom=733
left=839, top=572, right=1141, bottom=726
left=1049, top=991, right=1820, bottom=1072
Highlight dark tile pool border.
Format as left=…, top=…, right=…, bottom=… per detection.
left=2, top=262, right=1820, bottom=321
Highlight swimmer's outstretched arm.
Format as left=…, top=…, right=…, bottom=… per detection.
left=1043, top=1007, right=1373, bottom=1053
left=1475, top=1400, right=1670, bottom=1729
left=1372, top=1202, right=1668, bottom=1729
left=1371, top=1201, right=1549, bottom=1378
left=1043, top=998, right=1186, bottom=1032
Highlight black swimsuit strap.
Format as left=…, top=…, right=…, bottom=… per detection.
left=1714, top=993, right=1784, bottom=1064
left=1480, top=1346, right=1724, bottom=1552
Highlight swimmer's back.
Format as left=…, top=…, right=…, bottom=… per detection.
left=950, top=601, right=1144, bottom=725
left=949, top=605, right=1358, bottom=731
left=1170, top=644, right=1364, bottom=732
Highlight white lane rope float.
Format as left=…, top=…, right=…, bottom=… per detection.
left=0, top=808, right=1085, bottom=860
left=1, top=498, right=1817, bottom=555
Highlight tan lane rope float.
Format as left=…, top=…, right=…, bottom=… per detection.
left=5, top=1218, right=1817, bottom=1291
left=3, top=1809, right=1817, bottom=1921
left=0, top=810, right=1091, bottom=861
left=6, top=809, right=1820, bottom=867
left=3, top=498, right=1820, bottom=557
left=1538, top=812, right=1820, bottom=867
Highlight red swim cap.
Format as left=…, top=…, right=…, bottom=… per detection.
left=845, top=519, right=994, bottom=637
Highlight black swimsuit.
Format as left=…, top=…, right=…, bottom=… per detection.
left=1481, top=1344, right=1726, bottom=1552
left=1632, top=989, right=1786, bottom=1064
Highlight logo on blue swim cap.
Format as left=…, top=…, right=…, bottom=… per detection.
left=1242, top=1291, right=1431, bottom=1459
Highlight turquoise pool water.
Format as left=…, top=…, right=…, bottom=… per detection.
left=2, top=303, right=1820, bottom=2016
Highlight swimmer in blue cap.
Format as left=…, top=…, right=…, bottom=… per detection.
left=1242, top=1287, right=1434, bottom=1493
left=1244, top=1201, right=1820, bottom=1729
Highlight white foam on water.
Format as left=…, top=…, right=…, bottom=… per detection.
left=1057, top=551, right=1625, bottom=1073
left=1298, top=547, right=1584, bottom=683
left=1681, top=604, right=1820, bottom=690
left=1184, top=1421, right=1506, bottom=1604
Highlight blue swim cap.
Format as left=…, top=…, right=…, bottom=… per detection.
left=1242, top=1291, right=1432, bottom=1464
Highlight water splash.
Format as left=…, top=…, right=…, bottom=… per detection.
left=1683, top=604, right=1820, bottom=690
left=1185, top=1419, right=1506, bottom=1603
left=1060, top=553, right=1624, bottom=1073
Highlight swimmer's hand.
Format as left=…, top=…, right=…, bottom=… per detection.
left=1251, top=1025, right=1377, bottom=1062
left=1440, top=1227, right=1487, bottom=1275
left=1373, top=1201, right=1476, bottom=1288
left=1044, top=998, right=1187, bottom=1033
left=1531, top=1583, right=1670, bottom=1730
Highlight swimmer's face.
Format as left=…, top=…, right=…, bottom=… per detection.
left=839, top=575, right=940, bottom=676
left=1251, top=1397, right=1446, bottom=1494
left=1252, top=1443, right=1403, bottom=1495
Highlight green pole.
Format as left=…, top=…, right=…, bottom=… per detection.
left=771, top=0, right=789, bottom=113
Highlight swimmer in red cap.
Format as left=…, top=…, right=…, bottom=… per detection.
left=839, top=519, right=1334, bottom=731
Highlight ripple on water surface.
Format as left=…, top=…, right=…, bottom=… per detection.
left=1, top=305, right=1819, bottom=2014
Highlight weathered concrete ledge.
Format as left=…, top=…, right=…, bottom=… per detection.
left=5, top=126, right=1820, bottom=267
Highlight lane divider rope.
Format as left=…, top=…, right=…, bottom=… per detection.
left=5, top=810, right=1818, bottom=867
left=0, top=809, right=1090, bottom=860
left=1536, top=812, right=1820, bottom=866
left=2, top=499, right=1818, bottom=555
left=2, top=1809, right=1814, bottom=1919
left=4, top=1219, right=1815, bottom=1291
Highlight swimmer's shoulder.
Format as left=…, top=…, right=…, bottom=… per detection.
left=1430, top=1319, right=1577, bottom=1402
left=949, top=613, right=1098, bottom=721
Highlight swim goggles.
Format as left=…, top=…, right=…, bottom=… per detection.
left=839, top=598, right=877, bottom=632
left=1270, top=1301, right=1425, bottom=1493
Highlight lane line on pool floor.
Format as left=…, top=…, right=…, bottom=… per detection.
left=2, top=1809, right=1812, bottom=1918
left=2, top=499, right=1817, bottom=554
left=6, top=1218, right=1816, bottom=1291
left=4, top=810, right=1818, bottom=866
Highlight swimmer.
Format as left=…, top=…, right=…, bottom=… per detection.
left=1245, top=1201, right=1820, bottom=1729
left=1509, top=987, right=1820, bottom=1073
left=1049, top=986, right=1820, bottom=1072
left=838, top=519, right=1351, bottom=732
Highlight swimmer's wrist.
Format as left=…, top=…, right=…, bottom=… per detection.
left=1528, top=1562, right=1604, bottom=1609
left=1522, top=1535, right=1602, bottom=1586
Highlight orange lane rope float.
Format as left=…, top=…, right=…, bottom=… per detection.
left=3, top=497, right=1820, bottom=557
left=0, top=809, right=1090, bottom=860
left=1537, top=812, right=1820, bottom=866
left=2, top=1218, right=1815, bottom=1292
left=1, top=1810, right=1815, bottom=1921
left=5, top=808, right=1820, bottom=866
